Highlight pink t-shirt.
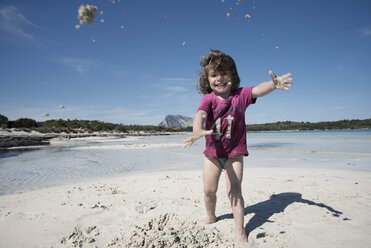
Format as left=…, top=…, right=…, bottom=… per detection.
left=197, top=87, right=257, bottom=158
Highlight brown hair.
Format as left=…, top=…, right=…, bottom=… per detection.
left=196, top=49, right=240, bottom=95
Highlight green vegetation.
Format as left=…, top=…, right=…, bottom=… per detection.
left=246, top=119, right=371, bottom=132
left=0, top=114, right=8, bottom=129
left=0, top=114, right=370, bottom=134
left=11, top=118, right=38, bottom=129
left=0, top=114, right=192, bottom=133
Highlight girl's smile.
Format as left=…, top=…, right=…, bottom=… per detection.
left=208, top=69, right=232, bottom=99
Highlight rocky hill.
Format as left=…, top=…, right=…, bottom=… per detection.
left=159, top=115, right=193, bottom=128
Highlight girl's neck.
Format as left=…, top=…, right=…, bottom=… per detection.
left=215, top=92, right=230, bottom=100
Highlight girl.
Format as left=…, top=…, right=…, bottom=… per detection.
left=184, top=50, right=293, bottom=243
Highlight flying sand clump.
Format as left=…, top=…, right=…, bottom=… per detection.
left=221, top=0, right=253, bottom=21
left=77, top=4, right=98, bottom=26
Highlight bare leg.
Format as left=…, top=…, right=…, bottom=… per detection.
left=225, top=157, right=248, bottom=243
left=199, top=157, right=222, bottom=225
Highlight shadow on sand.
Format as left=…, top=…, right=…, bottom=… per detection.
left=217, top=192, right=344, bottom=235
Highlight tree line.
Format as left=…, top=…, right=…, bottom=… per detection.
left=0, top=114, right=190, bottom=133
left=0, top=114, right=370, bottom=133
left=246, top=119, right=371, bottom=131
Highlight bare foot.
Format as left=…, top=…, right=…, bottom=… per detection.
left=198, top=216, right=217, bottom=225
left=235, top=230, right=249, bottom=243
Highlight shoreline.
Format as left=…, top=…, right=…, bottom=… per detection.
left=0, top=129, right=184, bottom=149
left=0, top=167, right=370, bottom=247
left=246, top=128, right=371, bottom=133
left=1, top=128, right=370, bottom=149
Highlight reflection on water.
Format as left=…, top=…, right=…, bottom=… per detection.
left=0, top=147, right=41, bottom=159
left=247, top=130, right=371, bottom=154
left=0, top=150, right=21, bottom=159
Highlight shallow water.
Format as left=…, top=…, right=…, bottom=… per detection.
left=248, top=130, right=371, bottom=154
left=0, top=130, right=370, bottom=195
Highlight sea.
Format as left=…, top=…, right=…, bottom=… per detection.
left=0, top=130, right=370, bottom=195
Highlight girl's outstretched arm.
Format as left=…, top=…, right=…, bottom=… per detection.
left=183, top=110, right=213, bottom=148
left=252, top=71, right=293, bottom=98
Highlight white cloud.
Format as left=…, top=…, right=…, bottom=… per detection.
left=0, top=103, right=162, bottom=125
left=164, top=86, right=188, bottom=95
left=67, top=106, right=164, bottom=125
left=159, top=77, right=192, bottom=82
left=101, top=107, right=150, bottom=120
left=111, top=69, right=128, bottom=75
left=336, top=63, right=346, bottom=71
left=361, top=27, right=371, bottom=37
left=311, top=105, right=347, bottom=114
left=156, top=77, right=193, bottom=97
left=61, top=57, right=100, bottom=72
left=0, top=6, right=39, bottom=40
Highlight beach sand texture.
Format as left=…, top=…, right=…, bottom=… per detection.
left=0, top=167, right=370, bottom=247
left=0, top=132, right=371, bottom=247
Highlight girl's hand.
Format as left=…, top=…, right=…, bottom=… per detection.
left=269, top=70, right=293, bottom=91
left=183, top=130, right=214, bottom=148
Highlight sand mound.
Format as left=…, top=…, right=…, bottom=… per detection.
left=61, top=226, right=100, bottom=247
left=110, top=213, right=236, bottom=247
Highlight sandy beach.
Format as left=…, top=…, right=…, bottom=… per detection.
left=0, top=132, right=371, bottom=247
left=0, top=167, right=370, bottom=247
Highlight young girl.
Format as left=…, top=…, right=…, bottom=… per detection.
left=183, top=50, right=293, bottom=243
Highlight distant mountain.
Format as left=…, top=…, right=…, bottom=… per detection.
left=159, top=115, right=193, bottom=128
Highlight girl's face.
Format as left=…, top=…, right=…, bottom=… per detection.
left=208, top=69, right=232, bottom=98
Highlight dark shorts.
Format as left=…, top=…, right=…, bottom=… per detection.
left=216, top=158, right=228, bottom=169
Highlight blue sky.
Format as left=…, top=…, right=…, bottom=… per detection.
left=0, top=0, right=370, bottom=125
